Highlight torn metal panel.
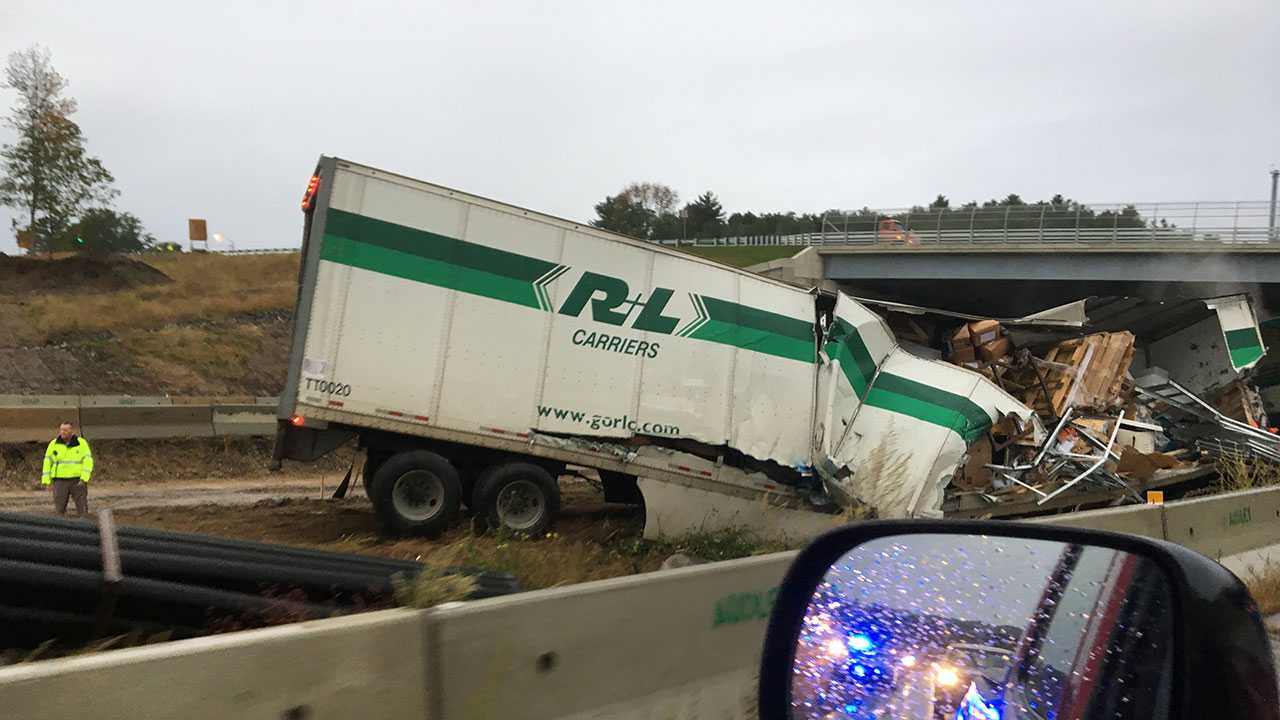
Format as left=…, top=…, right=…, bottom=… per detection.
left=822, top=341, right=1041, bottom=518
left=816, top=294, right=897, bottom=466
left=1147, top=315, right=1242, bottom=396
left=1135, top=375, right=1279, bottom=457
left=1205, top=294, right=1267, bottom=371
left=853, top=296, right=1088, bottom=327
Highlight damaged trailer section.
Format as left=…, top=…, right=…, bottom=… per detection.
left=816, top=295, right=1041, bottom=517
left=277, top=157, right=1039, bottom=537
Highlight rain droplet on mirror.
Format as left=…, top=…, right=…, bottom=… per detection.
left=790, top=534, right=1174, bottom=719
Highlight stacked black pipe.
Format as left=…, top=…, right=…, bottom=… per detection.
left=0, top=511, right=520, bottom=652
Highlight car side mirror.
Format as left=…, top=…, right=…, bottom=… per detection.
left=758, top=520, right=1279, bottom=720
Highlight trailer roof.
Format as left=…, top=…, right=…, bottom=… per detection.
left=324, top=156, right=816, bottom=297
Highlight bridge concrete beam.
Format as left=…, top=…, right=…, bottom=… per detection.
left=821, top=250, right=1280, bottom=284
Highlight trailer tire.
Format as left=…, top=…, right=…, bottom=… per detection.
left=371, top=451, right=461, bottom=537
left=474, top=463, right=559, bottom=536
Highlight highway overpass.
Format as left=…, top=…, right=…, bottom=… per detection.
left=665, top=200, right=1280, bottom=317
left=752, top=242, right=1280, bottom=317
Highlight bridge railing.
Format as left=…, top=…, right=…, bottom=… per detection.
left=655, top=200, right=1279, bottom=248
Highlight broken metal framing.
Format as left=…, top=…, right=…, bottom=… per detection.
left=1038, top=412, right=1125, bottom=505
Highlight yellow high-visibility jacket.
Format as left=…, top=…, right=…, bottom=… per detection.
left=42, top=436, right=93, bottom=485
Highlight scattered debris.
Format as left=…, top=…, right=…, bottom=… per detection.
left=863, top=292, right=1277, bottom=517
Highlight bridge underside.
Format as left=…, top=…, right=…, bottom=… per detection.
left=818, top=250, right=1280, bottom=319
left=822, top=250, right=1280, bottom=284
left=838, top=279, right=1280, bottom=321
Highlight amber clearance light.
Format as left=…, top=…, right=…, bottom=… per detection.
left=301, top=174, right=321, bottom=211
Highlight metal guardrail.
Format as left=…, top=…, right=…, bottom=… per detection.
left=655, top=200, right=1280, bottom=248
left=210, top=248, right=299, bottom=255
left=128, top=248, right=299, bottom=256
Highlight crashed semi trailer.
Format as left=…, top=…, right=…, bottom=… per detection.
left=273, top=157, right=1038, bottom=538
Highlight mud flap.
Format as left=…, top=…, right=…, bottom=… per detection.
left=331, top=457, right=355, bottom=499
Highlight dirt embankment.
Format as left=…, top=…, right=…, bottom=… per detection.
left=0, top=254, right=172, bottom=296
left=0, top=253, right=298, bottom=396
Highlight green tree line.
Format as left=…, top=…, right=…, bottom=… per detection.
left=592, top=187, right=1152, bottom=241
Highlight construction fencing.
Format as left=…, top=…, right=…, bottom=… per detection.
left=0, top=395, right=278, bottom=444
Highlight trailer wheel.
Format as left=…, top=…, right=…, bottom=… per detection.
left=371, top=451, right=461, bottom=537
left=474, top=463, right=560, bottom=536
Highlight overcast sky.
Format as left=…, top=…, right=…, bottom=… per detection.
left=1, top=0, right=1277, bottom=253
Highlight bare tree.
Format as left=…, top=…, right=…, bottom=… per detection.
left=619, top=182, right=679, bottom=216
left=0, top=46, right=116, bottom=252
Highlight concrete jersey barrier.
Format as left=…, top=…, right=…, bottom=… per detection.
left=0, top=395, right=278, bottom=443
left=4, top=484, right=1280, bottom=719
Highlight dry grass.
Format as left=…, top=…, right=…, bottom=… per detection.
left=113, top=491, right=797, bottom=592
left=318, top=519, right=797, bottom=590
left=327, top=525, right=657, bottom=590
left=1216, top=454, right=1280, bottom=493
left=392, top=567, right=479, bottom=608
left=676, top=246, right=800, bottom=268
left=1246, top=559, right=1280, bottom=615
left=25, top=253, right=299, bottom=340
left=118, top=324, right=266, bottom=382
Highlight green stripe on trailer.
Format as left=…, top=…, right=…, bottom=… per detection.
left=824, top=317, right=878, bottom=399
left=687, top=295, right=815, bottom=363
left=320, top=234, right=552, bottom=310
left=1225, top=327, right=1265, bottom=369
left=319, top=210, right=816, bottom=363
left=325, top=209, right=560, bottom=283
left=866, top=373, right=992, bottom=444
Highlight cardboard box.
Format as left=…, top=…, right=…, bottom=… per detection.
left=950, top=345, right=977, bottom=364
left=950, top=325, right=973, bottom=349
left=978, top=336, right=1013, bottom=362
left=968, top=319, right=1002, bottom=347
left=953, top=436, right=994, bottom=491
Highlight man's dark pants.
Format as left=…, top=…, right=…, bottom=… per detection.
left=51, top=479, right=88, bottom=515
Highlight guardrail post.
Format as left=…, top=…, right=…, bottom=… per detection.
left=1150, top=203, right=1159, bottom=242
left=968, top=206, right=976, bottom=243
left=1037, top=204, right=1047, bottom=242
left=1191, top=202, right=1199, bottom=240
left=1002, top=205, right=1011, bottom=243
left=1074, top=204, right=1081, bottom=242
left=1112, top=206, right=1120, bottom=242
left=936, top=208, right=944, bottom=244
left=1233, top=201, right=1241, bottom=242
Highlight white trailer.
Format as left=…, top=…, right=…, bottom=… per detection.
left=274, top=157, right=1037, bottom=538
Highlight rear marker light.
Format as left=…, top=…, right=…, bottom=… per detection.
left=301, top=174, right=321, bottom=211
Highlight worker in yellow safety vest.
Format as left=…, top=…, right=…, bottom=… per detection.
left=42, top=421, right=93, bottom=516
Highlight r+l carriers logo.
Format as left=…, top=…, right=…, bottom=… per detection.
left=556, top=271, right=711, bottom=359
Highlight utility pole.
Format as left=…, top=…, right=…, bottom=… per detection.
left=1270, top=168, right=1278, bottom=239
